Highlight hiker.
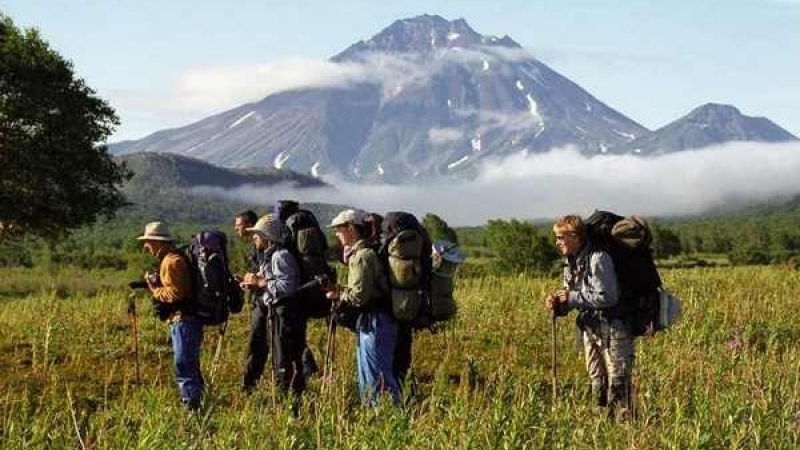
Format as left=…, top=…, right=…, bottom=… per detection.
left=240, top=214, right=306, bottom=404
left=378, top=212, right=428, bottom=390
left=234, top=210, right=258, bottom=240
left=236, top=210, right=272, bottom=393
left=274, top=200, right=327, bottom=378
left=545, top=215, right=635, bottom=416
left=325, top=209, right=400, bottom=406
left=138, top=221, right=204, bottom=410
left=362, top=212, right=414, bottom=385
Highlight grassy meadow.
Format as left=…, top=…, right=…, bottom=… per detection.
left=1, top=265, right=799, bottom=449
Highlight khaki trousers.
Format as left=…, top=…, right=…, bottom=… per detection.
left=581, top=318, right=635, bottom=394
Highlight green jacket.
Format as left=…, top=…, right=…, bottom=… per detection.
left=340, top=239, right=388, bottom=309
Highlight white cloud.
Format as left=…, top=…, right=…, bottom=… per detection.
left=190, top=141, right=800, bottom=227
left=109, top=46, right=546, bottom=141
left=428, top=127, right=464, bottom=145
left=476, top=109, right=541, bottom=133
left=168, top=58, right=370, bottom=113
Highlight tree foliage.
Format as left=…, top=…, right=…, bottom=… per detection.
left=422, top=213, right=458, bottom=244
left=485, top=219, right=558, bottom=274
left=650, top=223, right=682, bottom=259
left=0, top=15, right=131, bottom=240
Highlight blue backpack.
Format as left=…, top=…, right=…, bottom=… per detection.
left=185, top=230, right=244, bottom=326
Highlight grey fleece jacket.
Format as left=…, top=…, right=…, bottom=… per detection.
left=563, top=245, right=619, bottom=311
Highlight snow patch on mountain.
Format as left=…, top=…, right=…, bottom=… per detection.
left=229, top=111, right=256, bottom=129
left=471, top=135, right=482, bottom=152
left=274, top=151, right=290, bottom=169
left=613, top=129, right=637, bottom=141
left=447, top=155, right=469, bottom=169
left=525, top=94, right=543, bottom=125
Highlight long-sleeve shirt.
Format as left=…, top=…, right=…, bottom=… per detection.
left=563, top=245, right=619, bottom=311
left=152, top=248, right=193, bottom=304
left=340, top=239, right=388, bottom=309
left=256, top=246, right=299, bottom=306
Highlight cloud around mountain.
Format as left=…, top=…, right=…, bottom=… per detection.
left=112, top=46, right=538, bottom=124
left=191, top=141, right=800, bottom=226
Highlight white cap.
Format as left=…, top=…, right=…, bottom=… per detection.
left=329, top=209, right=365, bottom=228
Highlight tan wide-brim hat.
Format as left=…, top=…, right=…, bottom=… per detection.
left=137, top=221, right=175, bottom=242
left=246, top=214, right=288, bottom=244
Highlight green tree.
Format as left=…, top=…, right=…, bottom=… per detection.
left=651, top=223, right=682, bottom=259
left=0, top=15, right=131, bottom=241
left=484, top=219, right=558, bottom=274
left=422, top=213, right=458, bottom=244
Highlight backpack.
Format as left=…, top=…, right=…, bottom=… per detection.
left=381, top=212, right=464, bottom=328
left=428, top=240, right=464, bottom=323
left=185, top=230, right=244, bottom=326
left=284, top=209, right=336, bottom=319
left=585, top=211, right=680, bottom=336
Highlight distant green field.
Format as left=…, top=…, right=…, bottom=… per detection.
left=1, top=266, right=799, bottom=449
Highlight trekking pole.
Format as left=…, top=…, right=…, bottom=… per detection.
left=322, top=310, right=337, bottom=395
left=209, top=321, right=228, bottom=385
left=127, top=291, right=141, bottom=385
left=551, top=310, right=557, bottom=408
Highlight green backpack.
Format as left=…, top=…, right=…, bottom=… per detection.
left=381, top=212, right=464, bottom=328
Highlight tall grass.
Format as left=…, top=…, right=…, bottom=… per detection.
left=1, top=266, right=799, bottom=448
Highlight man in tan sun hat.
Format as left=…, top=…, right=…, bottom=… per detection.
left=137, top=221, right=205, bottom=411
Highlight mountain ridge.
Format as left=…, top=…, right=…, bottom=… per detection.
left=617, top=103, right=798, bottom=155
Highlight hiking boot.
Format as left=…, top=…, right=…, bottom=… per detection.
left=609, top=383, right=633, bottom=420
left=241, top=382, right=257, bottom=396
left=302, top=348, right=319, bottom=377
left=592, top=382, right=608, bottom=407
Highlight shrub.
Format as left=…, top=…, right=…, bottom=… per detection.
left=484, top=219, right=558, bottom=274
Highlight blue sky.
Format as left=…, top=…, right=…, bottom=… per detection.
left=2, top=0, right=799, bottom=143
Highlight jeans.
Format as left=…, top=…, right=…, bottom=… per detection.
left=356, top=310, right=400, bottom=406
left=170, top=316, right=204, bottom=410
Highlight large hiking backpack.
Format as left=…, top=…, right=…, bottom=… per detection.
left=284, top=209, right=336, bottom=319
left=381, top=212, right=464, bottom=328
left=185, top=230, right=244, bottom=326
left=585, top=211, right=680, bottom=336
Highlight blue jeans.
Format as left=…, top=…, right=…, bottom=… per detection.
left=356, top=311, right=400, bottom=406
left=171, top=317, right=204, bottom=410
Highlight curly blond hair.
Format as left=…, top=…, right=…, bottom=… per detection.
left=552, top=215, right=585, bottom=238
